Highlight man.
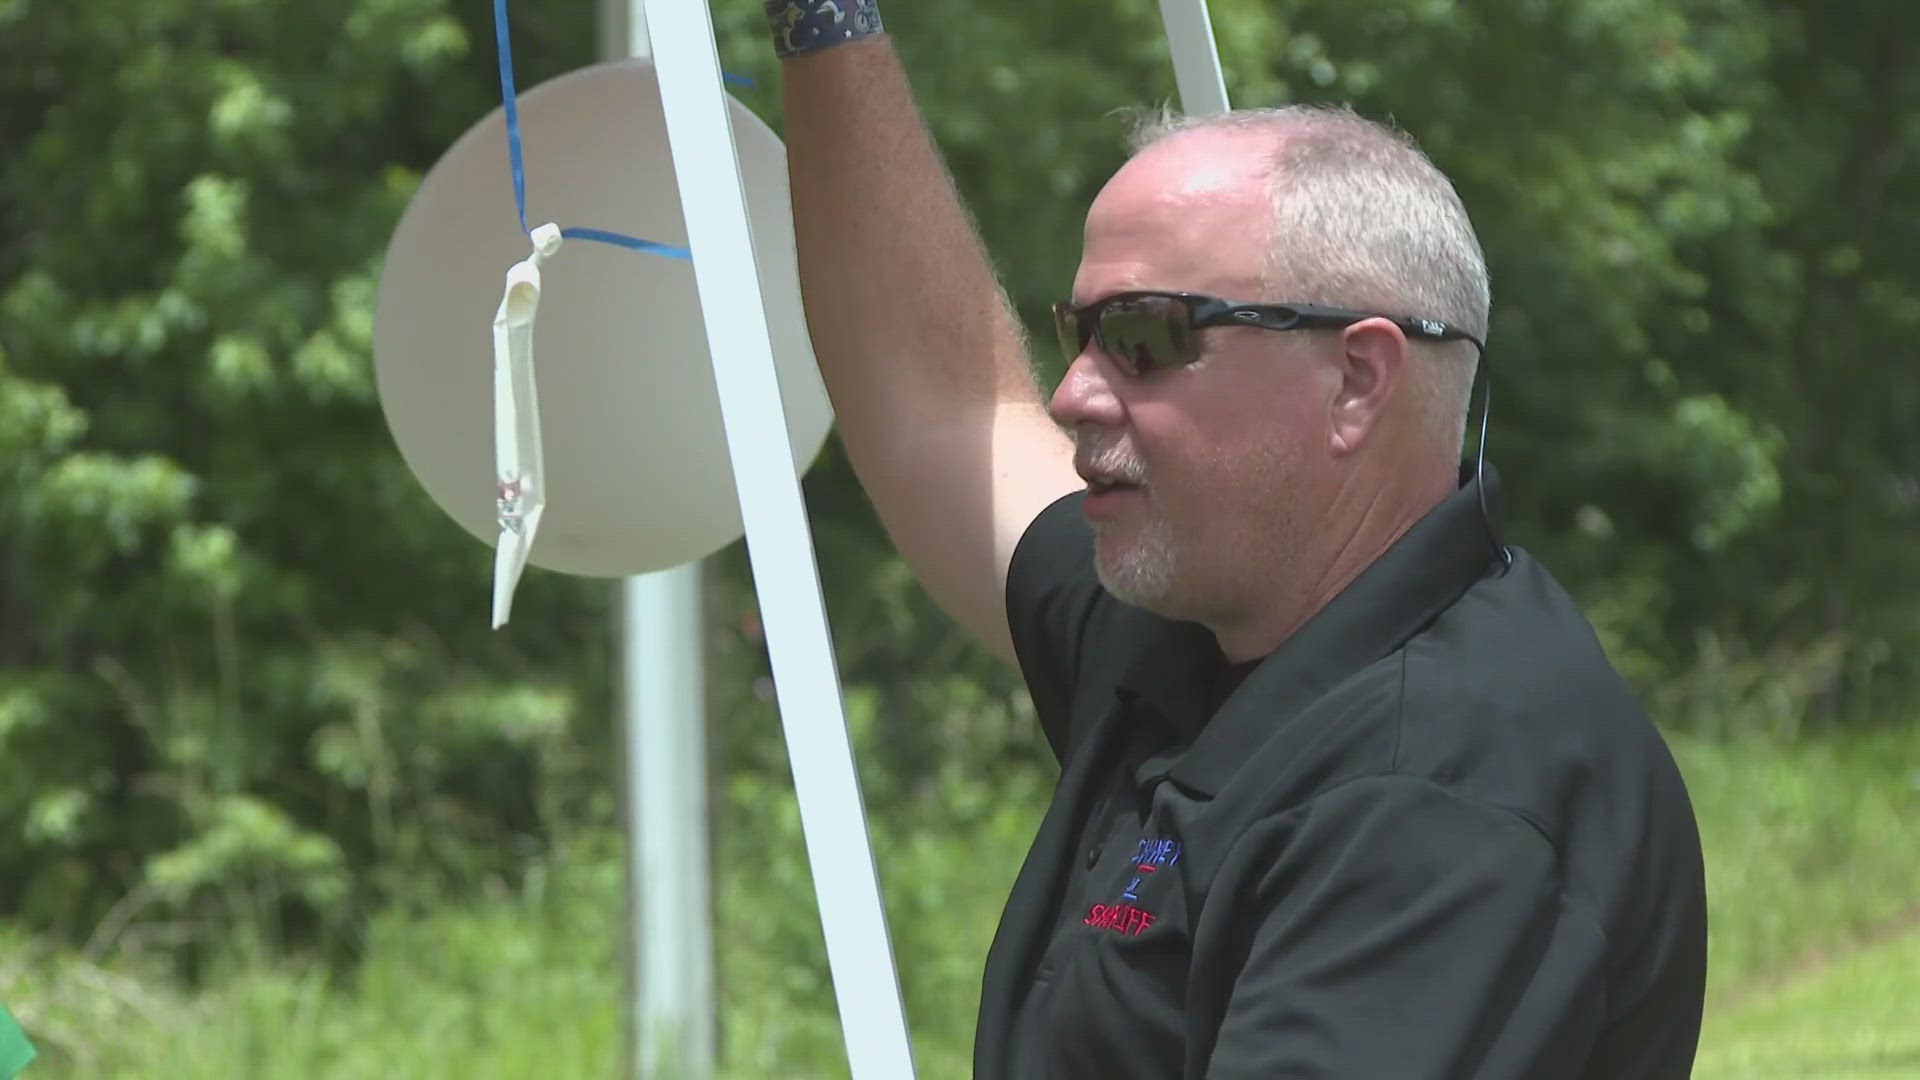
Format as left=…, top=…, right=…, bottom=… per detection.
left=763, top=3, right=1708, bottom=1076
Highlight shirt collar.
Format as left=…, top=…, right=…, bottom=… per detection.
left=1117, top=461, right=1507, bottom=796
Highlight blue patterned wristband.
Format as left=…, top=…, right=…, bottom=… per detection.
left=764, top=0, right=884, bottom=59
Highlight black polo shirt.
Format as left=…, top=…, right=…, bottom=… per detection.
left=978, top=465, right=1707, bottom=1079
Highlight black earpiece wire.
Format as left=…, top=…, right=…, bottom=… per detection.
left=1472, top=343, right=1513, bottom=572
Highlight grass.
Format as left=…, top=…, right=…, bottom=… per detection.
left=3, top=723, right=1916, bottom=1078
left=4, top=854, right=629, bottom=1079
left=1695, top=926, right=1920, bottom=1078
left=1666, top=723, right=1920, bottom=1005
left=3, top=772, right=1046, bottom=1080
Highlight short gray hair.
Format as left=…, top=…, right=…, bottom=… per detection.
left=1129, top=105, right=1490, bottom=451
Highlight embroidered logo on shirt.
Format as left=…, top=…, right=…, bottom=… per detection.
left=1082, top=836, right=1182, bottom=936
left=1083, top=902, right=1156, bottom=935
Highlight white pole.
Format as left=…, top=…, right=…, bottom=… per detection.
left=1158, top=0, right=1231, bottom=116
left=639, top=1, right=917, bottom=1077
left=599, top=0, right=650, bottom=60
left=599, top=5, right=715, bottom=1079
left=620, top=567, right=713, bottom=1079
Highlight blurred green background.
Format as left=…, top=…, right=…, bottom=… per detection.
left=1, top=0, right=1916, bottom=1075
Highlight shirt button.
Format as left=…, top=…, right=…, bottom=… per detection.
left=1086, top=843, right=1102, bottom=869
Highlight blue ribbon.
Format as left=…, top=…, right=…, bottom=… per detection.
left=492, top=0, right=695, bottom=260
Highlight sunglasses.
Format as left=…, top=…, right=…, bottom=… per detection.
left=1051, top=290, right=1485, bottom=376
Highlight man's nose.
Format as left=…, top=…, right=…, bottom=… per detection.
left=1050, top=350, right=1125, bottom=430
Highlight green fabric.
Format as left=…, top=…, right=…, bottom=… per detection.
left=0, top=1003, right=34, bottom=1079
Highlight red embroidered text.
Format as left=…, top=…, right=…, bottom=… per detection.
left=1083, top=902, right=1156, bottom=936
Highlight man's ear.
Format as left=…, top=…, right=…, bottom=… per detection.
left=1328, top=318, right=1409, bottom=457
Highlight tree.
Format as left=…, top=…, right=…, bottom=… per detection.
left=0, top=0, right=617, bottom=953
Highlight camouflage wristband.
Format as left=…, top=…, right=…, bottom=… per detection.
left=764, top=0, right=884, bottom=59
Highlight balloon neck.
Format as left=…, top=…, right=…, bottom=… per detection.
left=503, top=277, right=540, bottom=325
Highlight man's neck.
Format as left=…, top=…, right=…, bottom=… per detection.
left=1208, top=463, right=1454, bottom=663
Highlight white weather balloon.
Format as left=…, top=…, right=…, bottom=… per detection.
left=373, top=58, right=832, bottom=579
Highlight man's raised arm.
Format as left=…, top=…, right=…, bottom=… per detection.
left=775, top=9, right=1081, bottom=664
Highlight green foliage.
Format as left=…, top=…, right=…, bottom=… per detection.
left=0, top=749, right=1042, bottom=1078
left=712, top=717, right=1048, bottom=1078
left=0, top=0, right=617, bottom=954
left=3, top=724, right=1916, bottom=1077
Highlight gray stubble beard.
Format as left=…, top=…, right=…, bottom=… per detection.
left=1091, top=494, right=1180, bottom=612
left=1075, top=429, right=1181, bottom=611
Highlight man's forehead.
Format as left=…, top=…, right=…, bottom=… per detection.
left=1077, top=131, right=1275, bottom=297
left=1101, top=127, right=1276, bottom=208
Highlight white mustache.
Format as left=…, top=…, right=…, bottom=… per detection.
left=1073, top=433, right=1148, bottom=486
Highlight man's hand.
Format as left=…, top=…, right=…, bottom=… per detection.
left=779, top=28, right=1079, bottom=665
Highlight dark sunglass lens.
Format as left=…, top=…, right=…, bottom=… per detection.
left=1101, top=296, right=1190, bottom=374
